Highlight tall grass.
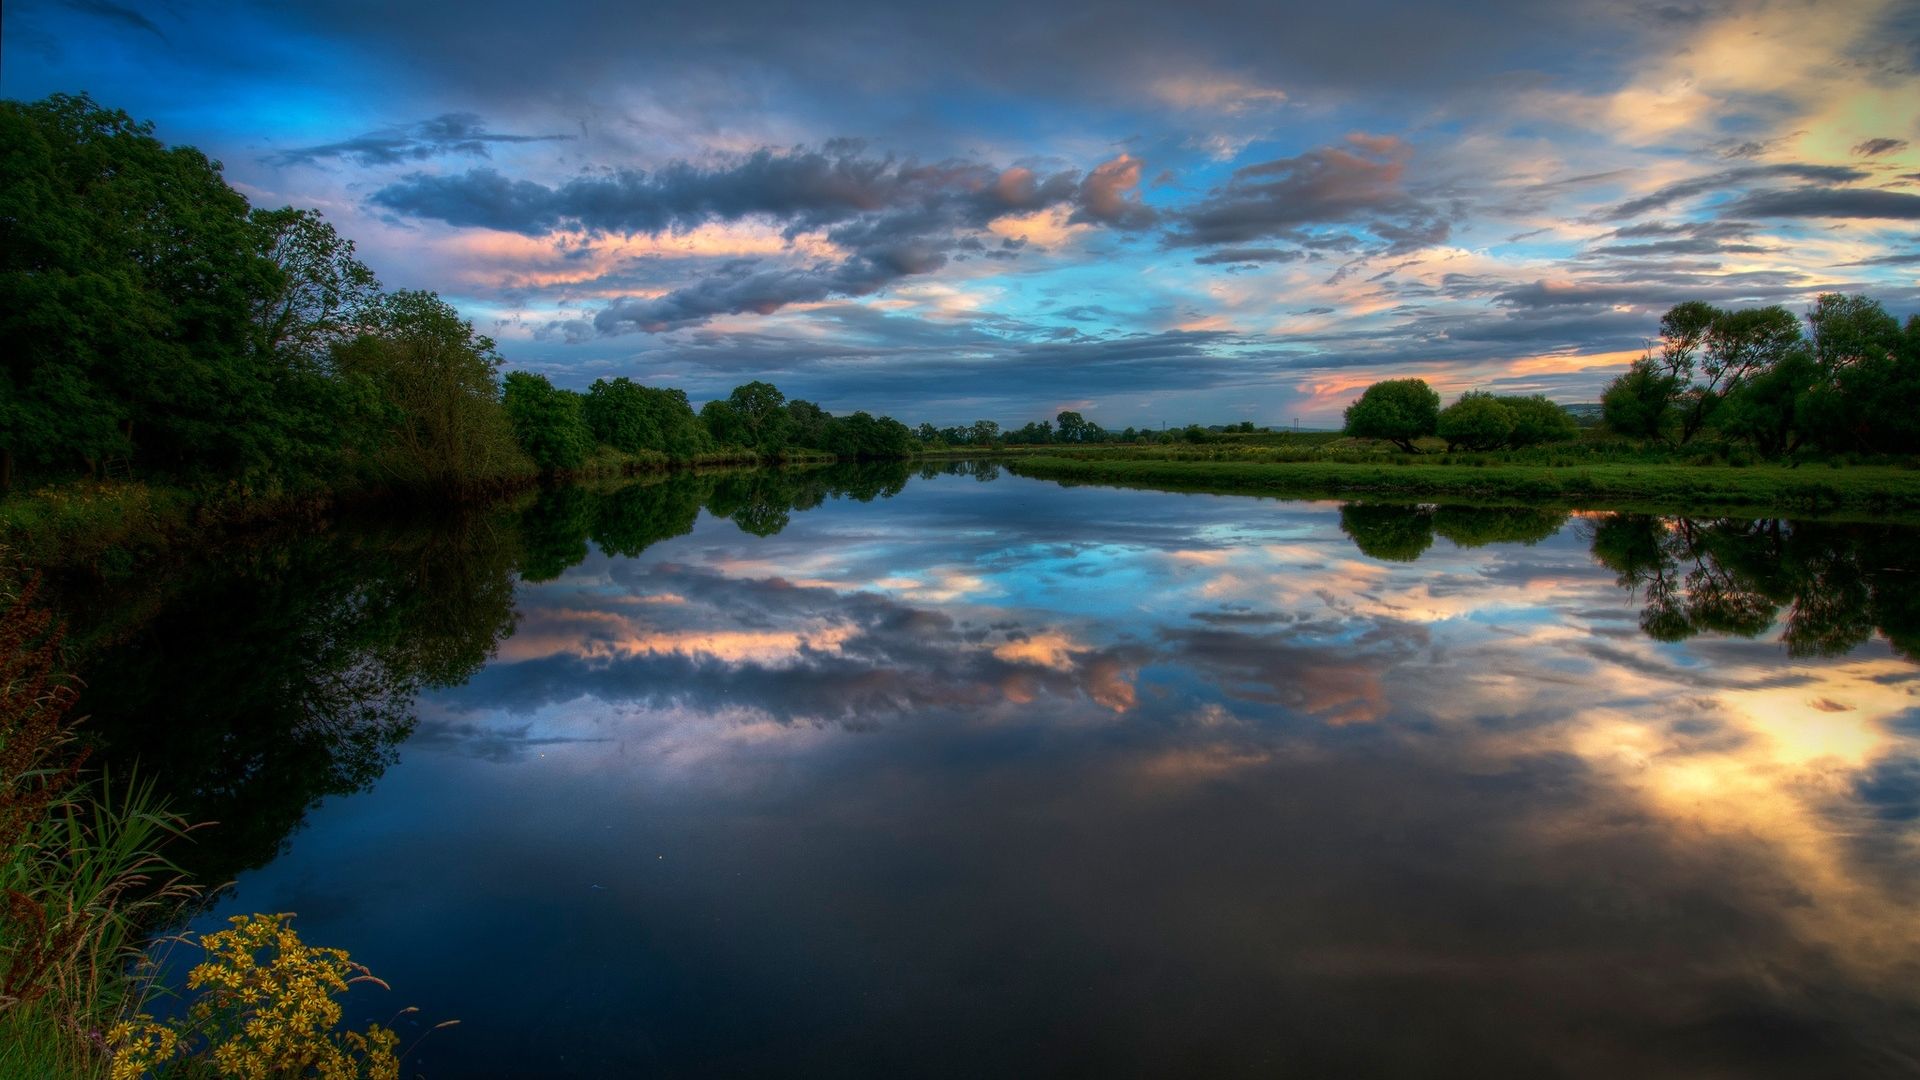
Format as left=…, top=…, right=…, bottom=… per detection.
left=1, top=565, right=195, bottom=1077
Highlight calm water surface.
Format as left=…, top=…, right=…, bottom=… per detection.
left=72, top=463, right=1920, bottom=1077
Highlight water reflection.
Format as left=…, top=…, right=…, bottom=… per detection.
left=60, top=466, right=1920, bottom=1076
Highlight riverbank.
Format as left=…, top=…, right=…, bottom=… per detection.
left=0, top=447, right=847, bottom=572
left=1005, top=453, right=1920, bottom=519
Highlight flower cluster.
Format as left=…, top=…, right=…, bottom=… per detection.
left=107, top=914, right=402, bottom=1079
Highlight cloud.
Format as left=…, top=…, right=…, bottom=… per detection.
left=1723, top=187, right=1920, bottom=220
left=271, top=113, right=572, bottom=167
left=1599, top=164, right=1868, bottom=220
left=1068, top=154, right=1157, bottom=229
left=378, top=144, right=1167, bottom=334
left=1192, top=247, right=1305, bottom=266
left=1852, top=138, right=1909, bottom=157
left=59, top=0, right=163, bottom=39
left=1166, top=134, right=1448, bottom=253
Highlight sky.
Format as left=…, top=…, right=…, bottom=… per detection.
left=3, top=0, right=1918, bottom=426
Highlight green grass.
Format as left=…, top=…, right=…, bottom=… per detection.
left=1005, top=453, right=1920, bottom=519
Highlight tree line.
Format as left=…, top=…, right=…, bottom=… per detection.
left=1338, top=295, right=1919, bottom=457
left=0, top=94, right=920, bottom=496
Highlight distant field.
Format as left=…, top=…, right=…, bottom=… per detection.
left=1005, top=453, right=1920, bottom=519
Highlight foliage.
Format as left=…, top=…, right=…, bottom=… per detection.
left=502, top=371, right=592, bottom=473
left=331, top=291, right=531, bottom=492
left=1501, top=395, right=1578, bottom=448
left=1436, top=392, right=1513, bottom=451
left=1601, top=356, right=1682, bottom=440
left=1343, top=379, right=1440, bottom=453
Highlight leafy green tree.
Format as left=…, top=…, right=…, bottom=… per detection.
left=700, top=399, right=746, bottom=447
left=1647, top=301, right=1802, bottom=444
left=823, top=412, right=914, bottom=459
left=503, top=371, right=592, bottom=472
left=2, top=93, right=280, bottom=483
left=1601, top=356, right=1680, bottom=439
left=582, top=377, right=661, bottom=454
left=1798, top=294, right=1920, bottom=453
left=1718, top=348, right=1818, bottom=457
left=331, top=290, right=529, bottom=491
left=1009, top=421, right=1053, bottom=444
left=1055, top=410, right=1091, bottom=443
left=727, top=380, right=790, bottom=450
left=1498, top=395, right=1577, bottom=447
left=1343, top=378, right=1440, bottom=452
left=785, top=399, right=833, bottom=449
left=969, top=419, right=1001, bottom=446
left=249, top=207, right=381, bottom=364
left=1435, top=391, right=1513, bottom=451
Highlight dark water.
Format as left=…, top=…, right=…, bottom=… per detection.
left=67, top=462, right=1920, bottom=1077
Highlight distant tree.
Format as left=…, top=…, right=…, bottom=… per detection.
left=823, top=412, right=914, bottom=459
left=1601, top=357, right=1681, bottom=440
left=915, top=422, right=942, bottom=445
left=503, top=371, right=591, bottom=472
left=784, top=399, right=833, bottom=449
left=727, top=380, right=790, bottom=450
left=969, top=419, right=1000, bottom=446
left=1435, top=391, right=1512, bottom=451
left=582, top=377, right=661, bottom=453
left=1055, top=410, right=1090, bottom=443
left=1010, top=420, right=1053, bottom=444
left=1499, top=395, right=1578, bottom=447
left=1343, top=378, right=1440, bottom=452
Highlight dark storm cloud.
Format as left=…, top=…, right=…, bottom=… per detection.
left=1723, top=187, right=1920, bottom=220
left=1598, top=164, right=1869, bottom=219
left=269, top=113, right=573, bottom=167
left=1852, top=138, right=1910, bottom=157
left=1166, top=135, right=1448, bottom=252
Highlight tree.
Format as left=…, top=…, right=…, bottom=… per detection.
left=1055, top=411, right=1090, bottom=443
left=727, top=380, right=790, bottom=450
left=1500, top=395, right=1578, bottom=447
left=331, top=290, right=529, bottom=491
left=582, top=377, right=661, bottom=454
left=1718, top=349, right=1818, bottom=457
left=1646, top=301, right=1801, bottom=444
left=1601, top=356, right=1680, bottom=440
left=503, top=371, right=592, bottom=472
left=784, top=399, right=833, bottom=449
left=2, top=93, right=284, bottom=483
left=1436, top=391, right=1513, bottom=451
left=969, top=419, right=1000, bottom=446
left=249, top=207, right=381, bottom=365
left=1343, top=378, right=1440, bottom=452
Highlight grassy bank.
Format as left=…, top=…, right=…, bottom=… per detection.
left=0, top=448, right=854, bottom=573
left=1006, top=453, right=1920, bottom=518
